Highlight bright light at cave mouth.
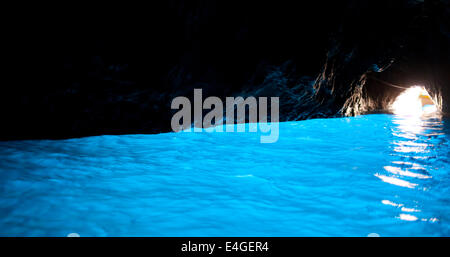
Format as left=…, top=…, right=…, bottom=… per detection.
left=390, top=86, right=438, bottom=116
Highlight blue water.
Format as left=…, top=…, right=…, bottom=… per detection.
left=0, top=114, right=449, bottom=236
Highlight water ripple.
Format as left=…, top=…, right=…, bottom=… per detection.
left=0, top=114, right=449, bottom=236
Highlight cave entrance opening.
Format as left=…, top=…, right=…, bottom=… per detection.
left=390, top=86, right=438, bottom=116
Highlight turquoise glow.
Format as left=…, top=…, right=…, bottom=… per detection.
left=0, top=114, right=449, bottom=236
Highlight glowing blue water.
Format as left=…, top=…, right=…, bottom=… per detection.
left=0, top=114, right=449, bottom=236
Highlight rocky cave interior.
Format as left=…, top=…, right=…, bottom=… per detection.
left=2, top=0, right=449, bottom=140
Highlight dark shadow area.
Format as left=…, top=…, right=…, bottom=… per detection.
left=2, top=0, right=449, bottom=140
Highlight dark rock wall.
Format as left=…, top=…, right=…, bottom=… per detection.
left=2, top=0, right=449, bottom=140
left=316, top=0, right=450, bottom=116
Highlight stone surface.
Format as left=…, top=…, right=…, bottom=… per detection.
left=2, top=0, right=449, bottom=140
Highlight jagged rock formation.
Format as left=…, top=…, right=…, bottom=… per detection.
left=2, top=0, right=449, bottom=140
left=321, top=0, right=450, bottom=116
